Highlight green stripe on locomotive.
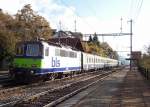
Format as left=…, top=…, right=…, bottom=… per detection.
left=13, top=58, right=42, bottom=68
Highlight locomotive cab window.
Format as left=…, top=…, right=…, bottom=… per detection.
left=16, top=44, right=24, bottom=56
left=26, top=44, right=40, bottom=56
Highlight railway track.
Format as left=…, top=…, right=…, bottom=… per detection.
left=0, top=69, right=116, bottom=107
left=0, top=67, right=120, bottom=107
left=12, top=70, right=118, bottom=107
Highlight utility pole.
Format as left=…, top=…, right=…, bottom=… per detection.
left=120, top=17, right=123, bottom=33
left=83, top=19, right=133, bottom=71
left=74, top=20, right=77, bottom=32
left=59, top=20, right=62, bottom=31
left=102, top=35, right=104, bottom=42
left=129, top=19, right=133, bottom=71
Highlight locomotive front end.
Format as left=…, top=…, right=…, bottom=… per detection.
left=10, top=41, right=43, bottom=81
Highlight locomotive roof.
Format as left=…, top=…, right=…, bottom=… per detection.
left=18, top=40, right=81, bottom=52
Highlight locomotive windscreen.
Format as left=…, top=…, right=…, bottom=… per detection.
left=16, top=42, right=42, bottom=57
left=26, top=44, right=40, bottom=56
left=16, top=43, right=25, bottom=56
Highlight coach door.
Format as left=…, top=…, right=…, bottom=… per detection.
left=81, top=53, right=83, bottom=70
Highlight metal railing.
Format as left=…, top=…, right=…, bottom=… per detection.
left=138, top=66, right=149, bottom=80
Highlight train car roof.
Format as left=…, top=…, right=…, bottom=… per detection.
left=17, top=40, right=80, bottom=52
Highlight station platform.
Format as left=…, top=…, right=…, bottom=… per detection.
left=57, top=68, right=150, bottom=107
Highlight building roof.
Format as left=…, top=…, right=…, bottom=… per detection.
left=48, top=37, right=84, bottom=51
left=53, top=30, right=83, bottom=40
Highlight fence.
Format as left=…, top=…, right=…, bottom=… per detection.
left=138, top=66, right=149, bottom=80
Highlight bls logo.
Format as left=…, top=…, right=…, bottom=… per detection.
left=52, top=57, right=60, bottom=67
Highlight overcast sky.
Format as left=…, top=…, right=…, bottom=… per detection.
left=0, top=0, right=149, bottom=58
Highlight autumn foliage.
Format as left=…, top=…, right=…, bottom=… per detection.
left=82, top=33, right=118, bottom=59
left=0, top=4, right=53, bottom=68
left=139, top=46, right=150, bottom=69
left=0, top=4, right=118, bottom=69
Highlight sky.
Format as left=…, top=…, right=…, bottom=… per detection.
left=0, top=0, right=149, bottom=58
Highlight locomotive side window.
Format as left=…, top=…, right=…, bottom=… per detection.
left=55, top=49, right=60, bottom=56
left=45, top=47, right=49, bottom=56
left=56, top=49, right=77, bottom=58
left=74, top=52, right=77, bottom=58
left=69, top=52, right=77, bottom=58
left=60, top=50, right=66, bottom=57
left=69, top=52, right=73, bottom=57
left=16, top=44, right=24, bottom=56
left=26, top=44, right=40, bottom=56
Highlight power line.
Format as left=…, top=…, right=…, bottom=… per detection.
left=128, top=0, right=135, bottom=19
left=129, top=0, right=143, bottom=22
left=84, top=0, right=99, bottom=18
left=134, top=0, right=143, bottom=21
left=59, top=0, right=96, bottom=32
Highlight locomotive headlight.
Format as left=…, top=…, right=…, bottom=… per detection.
left=30, top=70, right=34, bottom=74
left=14, top=63, right=18, bottom=67
left=32, top=64, right=37, bottom=67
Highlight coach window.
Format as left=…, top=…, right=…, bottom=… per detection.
left=45, top=47, right=49, bottom=56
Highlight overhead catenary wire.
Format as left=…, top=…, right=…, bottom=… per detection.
left=129, top=0, right=143, bottom=22
left=84, top=0, right=100, bottom=19
left=128, top=0, right=134, bottom=19
left=134, top=0, right=143, bottom=21
left=59, top=0, right=96, bottom=33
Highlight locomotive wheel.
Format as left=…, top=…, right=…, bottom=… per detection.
left=57, top=73, right=63, bottom=79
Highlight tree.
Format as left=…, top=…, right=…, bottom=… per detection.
left=139, top=45, right=150, bottom=69
left=0, top=4, right=54, bottom=69
left=93, top=32, right=99, bottom=45
left=0, top=10, right=17, bottom=68
left=146, top=45, right=150, bottom=55
left=88, top=35, right=93, bottom=42
left=15, top=4, right=52, bottom=41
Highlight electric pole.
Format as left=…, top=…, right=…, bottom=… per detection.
left=120, top=17, right=123, bottom=33
left=129, top=19, right=133, bottom=71
left=83, top=19, right=133, bottom=71
left=59, top=20, right=62, bottom=31
left=74, top=20, right=77, bottom=32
